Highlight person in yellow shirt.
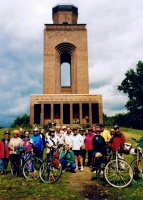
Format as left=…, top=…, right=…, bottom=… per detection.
left=99, top=123, right=111, bottom=156
left=99, top=123, right=111, bottom=142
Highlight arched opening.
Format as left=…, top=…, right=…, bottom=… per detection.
left=60, top=52, right=71, bottom=87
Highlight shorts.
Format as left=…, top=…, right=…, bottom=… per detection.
left=73, top=150, right=81, bottom=156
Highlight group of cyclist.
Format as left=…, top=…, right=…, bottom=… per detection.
left=0, top=123, right=126, bottom=175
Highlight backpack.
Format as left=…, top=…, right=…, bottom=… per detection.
left=139, top=137, right=143, bottom=147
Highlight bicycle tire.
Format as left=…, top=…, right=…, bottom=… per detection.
left=11, top=161, right=21, bottom=177
left=11, top=162, right=18, bottom=177
left=23, top=156, right=42, bottom=180
left=130, top=159, right=143, bottom=180
left=39, top=158, right=62, bottom=184
left=104, top=159, right=133, bottom=188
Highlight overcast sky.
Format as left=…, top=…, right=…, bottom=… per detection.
left=0, top=0, right=143, bottom=127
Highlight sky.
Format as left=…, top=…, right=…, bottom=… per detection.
left=0, top=0, right=143, bottom=127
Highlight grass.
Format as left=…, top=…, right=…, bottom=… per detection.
left=0, top=169, right=82, bottom=200
left=0, top=127, right=143, bottom=200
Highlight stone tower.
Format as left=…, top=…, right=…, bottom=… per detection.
left=30, top=4, right=103, bottom=126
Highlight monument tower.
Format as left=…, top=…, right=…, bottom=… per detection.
left=30, top=4, right=103, bottom=126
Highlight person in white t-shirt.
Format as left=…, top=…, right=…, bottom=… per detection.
left=64, top=126, right=73, bottom=149
left=71, top=127, right=84, bottom=171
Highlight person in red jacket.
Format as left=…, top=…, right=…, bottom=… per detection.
left=0, top=131, right=10, bottom=174
left=108, top=125, right=126, bottom=152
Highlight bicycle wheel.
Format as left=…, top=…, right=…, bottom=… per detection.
left=11, top=162, right=18, bottom=177
left=40, top=158, right=62, bottom=184
left=104, top=159, right=133, bottom=188
left=23, top=156, right=42, bottom=180
left=130, top=159, right=143, bottom=180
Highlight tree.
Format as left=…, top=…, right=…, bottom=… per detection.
left=113, top=113, right=132, bottom=128
left=10, top=114, right=30, bottom=128
left=118, top=61, right=143, bottom=129
left=103, top=113, right=114, bottom=126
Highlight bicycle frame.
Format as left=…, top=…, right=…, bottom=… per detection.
left=114, top=149, right=124, bottom=173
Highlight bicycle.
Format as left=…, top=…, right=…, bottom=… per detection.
left=39, top=147, right=62, bottom=184
left=93, top=148, right=133, bottom=188
left=103, top=148, right=133, bottom=188
left=130, top=138, right=143, bottom=180
left=11, top=146, right=42, bottom=180
left=91, top=152, right=112, bottom=180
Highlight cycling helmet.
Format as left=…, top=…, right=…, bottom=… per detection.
left=95, top=152, right=102, bottom=157
left=114, top=125, right=119, bottom=129
left=33, top=128, right=39, bottom=132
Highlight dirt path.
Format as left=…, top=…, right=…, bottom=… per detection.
left=66, top=166, right=115, bottom=200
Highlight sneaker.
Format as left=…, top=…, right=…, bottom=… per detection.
left=50, top=175, right=54, bottom=181
left=70, top=169, right=76, bottom=173
left=93, top=170, right=97, bottom=174
left=80, top=166, right=84, bottom=171
left=91, top=167, right=95, bottom=172
left=62, top=169, right=66, bottom=173
left=75, top=166, right=78, bottom=170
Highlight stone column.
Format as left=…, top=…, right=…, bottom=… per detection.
left=60, top=103, right=63, bottom=125
left=79, top=103, right=82, bottom=125
left=89, top=103, right=92, bottom=124
left=70, top=104, right=73, bottom=125
left=98, top=102, right=103, bottom=123
left=51, top=104, right=54, bottom=122
left=30, top=104, right=34, bottom=125
left=41, top=104, right=44, bottom=125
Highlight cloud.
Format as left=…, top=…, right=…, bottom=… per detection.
left=0, top=0, right=143, bottom=127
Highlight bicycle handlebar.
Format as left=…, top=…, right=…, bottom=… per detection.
left=132, top=138, right=140, bottom=143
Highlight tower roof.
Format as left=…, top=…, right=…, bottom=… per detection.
left=52, top=4, right=78, bottom=15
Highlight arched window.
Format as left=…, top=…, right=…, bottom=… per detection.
left=61, top=62, right=71, bottom=87
left=60, top=52, right=71, bottom=87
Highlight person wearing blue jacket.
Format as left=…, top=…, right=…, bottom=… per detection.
left=30, top=128, right=44, bottom=159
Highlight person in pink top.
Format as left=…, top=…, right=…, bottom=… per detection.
left=85, top=128, right=94, bottom=167
left=22, top=130, right=32, bottom=153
